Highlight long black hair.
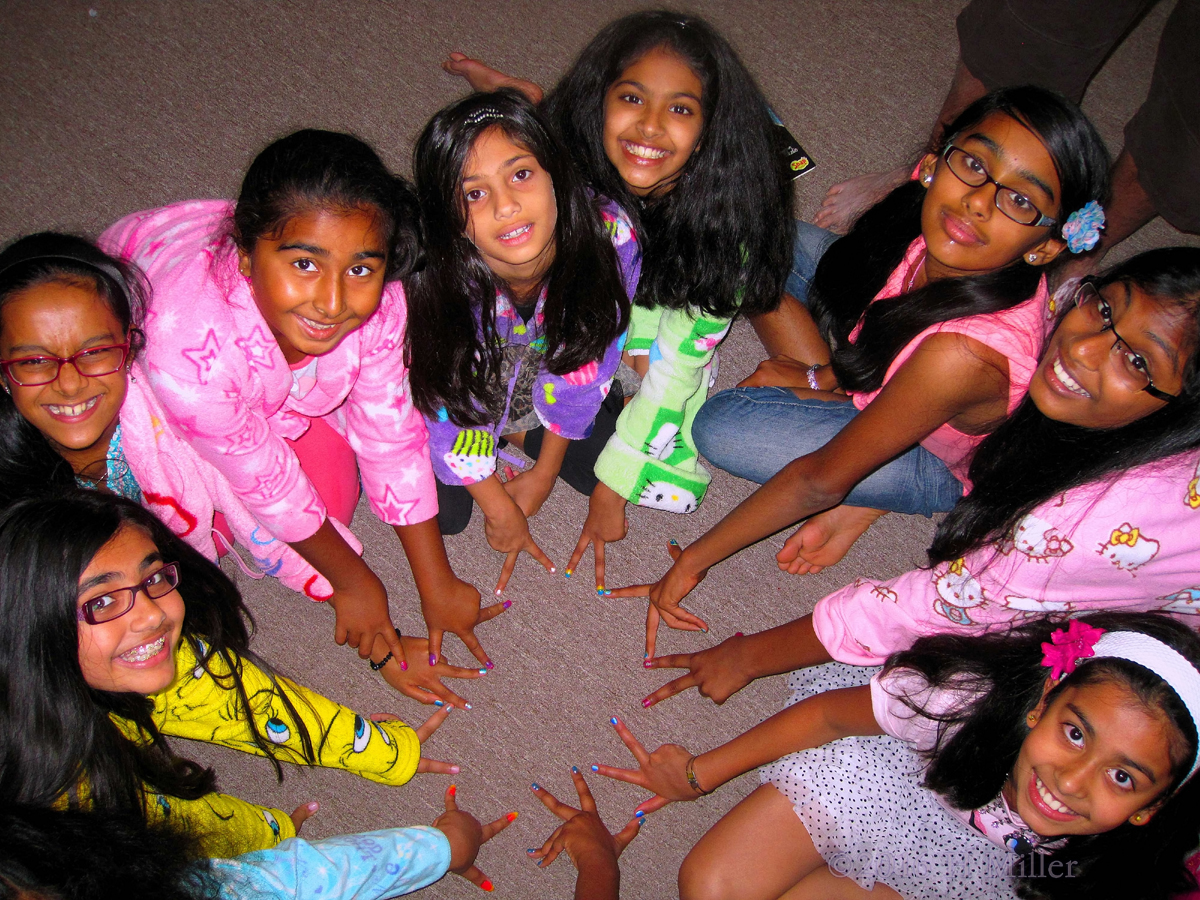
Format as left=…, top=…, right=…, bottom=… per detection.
left=229, top=128, right=422, bottom=281
left=406, top=89, right=629, bottom=426
left=543, top=10, right=793, bottom=319
left=810, top=86, right=1110, bottom=393
left=0, top=491, right=313, bottom=822
left=888, top=612, right=1200, bottom=899
left=930, top=247, right=1200, bottom=563
left=0, top=232, right=148, bottom=507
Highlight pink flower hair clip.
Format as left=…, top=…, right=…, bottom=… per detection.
left=1041, top=620, right=1107, bottom=680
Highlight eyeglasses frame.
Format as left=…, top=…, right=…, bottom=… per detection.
left=940, top=145, right=1058, bottom=229
left=1072, top=280, right=1178, bottom=403
left=0, top=338, right=134, bottom=387
left=76, top=562, right=182, bottom=625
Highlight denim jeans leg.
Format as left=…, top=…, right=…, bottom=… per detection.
left=784, top=221, right=840, bottom=305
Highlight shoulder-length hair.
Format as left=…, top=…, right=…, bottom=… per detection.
left=405, top=89, right=629, bottom=426
left=887, top=611, right=1200, bottom=899
left=810, top=86, right=1110, bottom=394
left=0, top=491, right=312, bottom=817
left=930, top=247, right=1200, bottom=564
left=543, top=10, right=793, bottom=319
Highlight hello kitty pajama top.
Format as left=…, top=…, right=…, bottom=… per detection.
left=814, top=448, right=1200, bottom=665
left=423, top=198, right=640, bottom=486
left=100, top=201, right=437, bottom=598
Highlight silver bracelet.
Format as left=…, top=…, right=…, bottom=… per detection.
left=806, top=363, right=821, bottom=391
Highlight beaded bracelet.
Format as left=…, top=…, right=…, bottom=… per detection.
left=685, top=755, right=710, bottom=795
left=368, top=628, right=404, bottom=671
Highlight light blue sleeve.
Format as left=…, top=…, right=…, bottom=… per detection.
left=208, top=826, right=452, bottom=900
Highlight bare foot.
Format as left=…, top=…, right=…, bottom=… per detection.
left=442, top=52, right=544, bottom=104
left=813, top=165, right=910, bottom=234
left=776, top=505, right=888, bottom=574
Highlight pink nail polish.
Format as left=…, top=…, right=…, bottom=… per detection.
left=502, top=599, right=512, bottom=609
left=400, top=660, right=408, bottom=671
left=430, top=654, right=437, bottom=666
left=642, top=698, right=652, bottom=708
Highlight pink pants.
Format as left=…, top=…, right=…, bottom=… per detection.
left=214, top=416, right=360, bottom=552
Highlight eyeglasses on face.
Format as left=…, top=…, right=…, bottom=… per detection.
left=1072, top=281, right=1178, bottom=402
left=941, top=145, right=1057, bottom=228
left=0, top=341, right=132, bottom=387
left=76, top=562, right=181, bottom=625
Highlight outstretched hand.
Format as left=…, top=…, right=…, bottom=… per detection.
left=640, top=632, right=754, bottom=708
left=567, top=482, right=628, bottom=593
left=376, top=634, right=487, bottom=710
left=370, top=707, right=461, bottom=775
left=421, top=575, right=506, bottom=670
left=607, top=541, right=709, bottom=658
left=433, top=784, right=518, bottom=892
left=482, top=493, right=556, bottom=595
left=528, top=768, right=641, bottom=873
left=591, top=716, right=701, bottom=817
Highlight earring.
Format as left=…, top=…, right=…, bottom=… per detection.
left=1132, top=812, right=1147, bottom=825
left=922, top=174, right=933, bottom=186
left=1027, top=253, right=1037, bottom=264
left=1026, top=711, right=1038, bottom=726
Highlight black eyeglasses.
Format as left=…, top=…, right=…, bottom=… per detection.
left=1072, top=282, right=1178, bottom=402
left=0, top=340, right=132, bottom=387
left=941, top=145, right=1057, bottom=228
left=76, top=563, right=181, bottom=625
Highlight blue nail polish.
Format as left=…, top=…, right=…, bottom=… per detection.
left=531, top=782, right=540, bottom=790
left=571, top=765, right=579, bottom=773
left=464, top=702, right=472, bottom=710
left=603, top=589, right=612, bottom=596
left=434, top=700, right=444, bottom=707
left=610, top=717, right=618, bottom=725
left=527, top=848, right=536, bottom=854
left=635, top=810, right=645, bottom=818
left=478, top=668, right=488, bottom=675
left=537, top=859, right=544, bottom=867
left=564, top=570, right=572, bottom=579
left=591, top=765, right=599, bottom=772
left=669, top=539, right=679, bottom=546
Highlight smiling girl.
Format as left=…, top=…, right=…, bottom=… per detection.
left=405, top=91, right=637, bottom=594
left=620, top=87, right=1110, bottom=654
left=98, top=130, right=497, bottom=679
left=0, top=491, right=460, bottom=858
left=597, top=612, right=1200, bottom=899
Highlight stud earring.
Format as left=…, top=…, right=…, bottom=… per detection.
left=1132, top=812, right=1147, bottom=825
left=1027, top=253, right=1037, bottom=264
left=1026, top=711, right=1038, bottom=726
left=922, top=174, right=933, bottom=186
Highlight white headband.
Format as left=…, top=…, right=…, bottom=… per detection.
left=1089, top=631, right=1200, bottom=783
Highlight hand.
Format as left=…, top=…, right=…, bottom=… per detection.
left=503, top=464, right=555, bottom=518
left=567, top=482, right=628, bottom=592
left=481, top=492, right=556, bottom=594
left=608, top=542, right=709, bottom=658
left=433, top=784, right=518, bottom=892
left=376, top=635, right=487, bottom=710
left=641, top=632, right=755, bottom=708
left=528, top=769, right=641, bottom=871
left=737, top=355, right=812, bottom=389
left=421, top=574, right=505, bottom=669
left=371, top=706, right=461, bottom=775
left=591, top=716, right=699, bottom=816
left=326, top=570, right=407, bottom=664
left=289, top=800, right=319, bottom=834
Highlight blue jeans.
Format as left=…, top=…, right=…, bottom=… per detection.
left=784, top=221, right=839, bottom=304
left=693, top=387, right=964, bottom=517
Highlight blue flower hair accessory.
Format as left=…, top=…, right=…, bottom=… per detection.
left=1061, top=200, right=1105, bottom=253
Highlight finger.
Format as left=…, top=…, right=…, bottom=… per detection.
left=666, top=540, right=683, bottom=562
left=444, top=782, right=459, bottom=812
left=606, top=583, right=652, bottom=599
left=477, top=598, right=509, bottom=624
left=495, top=551, right=518, bottom=595
left=612, top=816, right=643, bottom=855
left=289, top=800, right=319, bottom=833
left=609, top=716, right=651, bottom=767
left=530, top=781, right=581, bottom=822
left=645, top=602, right=660, bottom=659
left=458, top=864, right=491, bottom=890
left=414, top=703, right=452, bottom=741
left=369, top=712, right=401, bottom=722
left=427, top=681, right=473, bottom=712
left=383, top=623, right=407, bottom=665
left=504, top=465, right=517, bottom=481
left=532, top=831, right=567, bottom=868
left=437, top=659, right=490, bottom=680
left=658, top=604, right=709, bottom=633
left=524, top=536, right=556, bottom=575
left=593, top=538, right=606, bottom=593
left=633, top=793, right=673, bottom=816
left=457, top=628, right=494, bottom=670
left=642, top=652, right=695, bottom=670
left=480, top=810, right=519, bottom=842
left=416, top=756, right=461, bottom=775
left=566, top=529, right=591, bottom=579
left=569, top=766, right=598, bottom=814
left=428, top=629, right=444, bottom=669
left=351, top=629, right=373, bottom=659
left=641, top=672, right=700, bottom=709
left=333, top=620, right=348, bottom=646
left=589, top=764, right=647, bottom=788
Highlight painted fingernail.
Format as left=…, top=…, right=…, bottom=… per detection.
left=643, top=659, right=652, bottom=668
left=506, top=811, right=519, bottom=822
left=307, top=801, right=319, bottom=811
left=610, top=717, right=619, bottom=726
left=400, top=661, right=408, bottom=671
left=549, top=566, right=556, bottom=573
left=481, top=879, right=494, bottom=891
left=449, top=784, right=457, bottom=796
left=449, top=765, right=461, bottom=773
left=430, top=654, right=437, bottom=666
left=495, top=588, right=503, bottom=597
left=635, top=810, right=645, bottom=818
left=669, top=539, right=679, bottom=546
left=527, top=848, right=537, bottom=854
left=485, top=661, right=494, bottom=670
left=591, top=765, right=599, bottom=772
left=571, top=765, right=579, bottom=773
left=564, top=568, right=573, bottom=578
left=642, top=697, right=652, bottom=708
left=734, top=631, right=744, bottom=637
left=434, top=699, right=445, bottom=707
left=502, top=599, right=512, bottom=609
left=478, top=668, right=488, bottom=675
left=464, top=702, right=472, bottom=710
left=596, top=587, right=604, bottom=596
left=603, top=589, right=612, bottom=596
left=531, top=782, right=541, bottom=790
left=701, top=627, right=709, bottom=633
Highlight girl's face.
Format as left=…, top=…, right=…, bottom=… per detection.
left=462, top=127, right=558, bottom=288
left=1030, top=280, right=1191, bottom=429
left=237, top=206, right=388, bottom=366
left=0, top=281, right=128, bottom=465
left=76, top=524, right=185, bottom=695
left=917, top=111, right=1066, bottom=282
left=1007, top=679, right=1176, bottom=836
left=602, top=46, right=704, bottom=198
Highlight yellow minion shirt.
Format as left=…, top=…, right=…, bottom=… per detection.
left=111, top=638, right=421, bottom=857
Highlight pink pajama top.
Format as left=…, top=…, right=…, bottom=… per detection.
left=101, top=200, right=437, bottom=598
left=815, top=449, right=1200, bottom=665
left=848, top=237, right=1047, bottom=486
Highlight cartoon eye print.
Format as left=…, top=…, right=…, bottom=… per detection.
left=352, top=714, right=372, bottom=753
left=265, top=717, right=291, bottom=744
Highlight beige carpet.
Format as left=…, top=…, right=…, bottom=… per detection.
left=1, top=1, right=1195, bottom=897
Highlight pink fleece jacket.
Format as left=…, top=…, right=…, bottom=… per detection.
left=814, top=449, right=1200, bottom=664
left=101, top=200, right=437, bottom=598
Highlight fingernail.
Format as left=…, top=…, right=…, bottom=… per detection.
left=449, top=765, right=460, bottom=773
left=669, top=539, right=679, bottom=546
left=430, top=654, right=437, bottom=666
left=495, top=588, right=503, bottom=596
left=610, top=717, right=619, bottom=726
left=571, top=765, right=579, bottom=773
left=564, top=569, right=572, bottom=578
left=434, top=699, right=445, bottom=707
left=635, top=809, right=645, bottom=818
left=478, top=668, right=488, bottom=675
left=449, top=784, right=457, bottom=796
left=701, top=627, right=708, bottom=633
left=642, top=697, right=652, bottom=708
left=734, top=631, right=744, bottom=637
left=531, top=782, right=540, bottom=790
left=502, top=599, right=512, bottom=609
left=485, top=661, right=494, bottom=670
left=591, top=765, right=599, bottom=772
left=596, top=587, right=604, bottom=596
left=536, top=859, right=544, bottom=866
left=400, top=661, right=408, bottom=671
left=527, top=848, right=537, bottom=854
left=308, top=801, right=319, bottom=811
left=549, top=566, right=556, bottom=573
left=506, top=811, right=519, bottom=822
left=643, top=659, right=652, bottom=668
left=603, top=589, right=612, bottom=596
left=464, top=702, right=472, bottom=710
left=481, top=879, right=494, bottom=891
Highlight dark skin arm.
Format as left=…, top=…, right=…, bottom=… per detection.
left=611, top=332, right=1011, bottom=656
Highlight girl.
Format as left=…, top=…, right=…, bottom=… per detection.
left=0, top=490, right=459, bottom=858
left=98, top=129, right=496, bottom=674
left=619, top=86, right=1110, bottom=654
left=444, top=11, right=795, bottom=591
left=599, top=612, right=1200, bottom=899
left=642, top=247, right=1200, bottom=709
left=405, top=90, right=637, bottom=594
left=0, top=232, right=482, bottom=707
